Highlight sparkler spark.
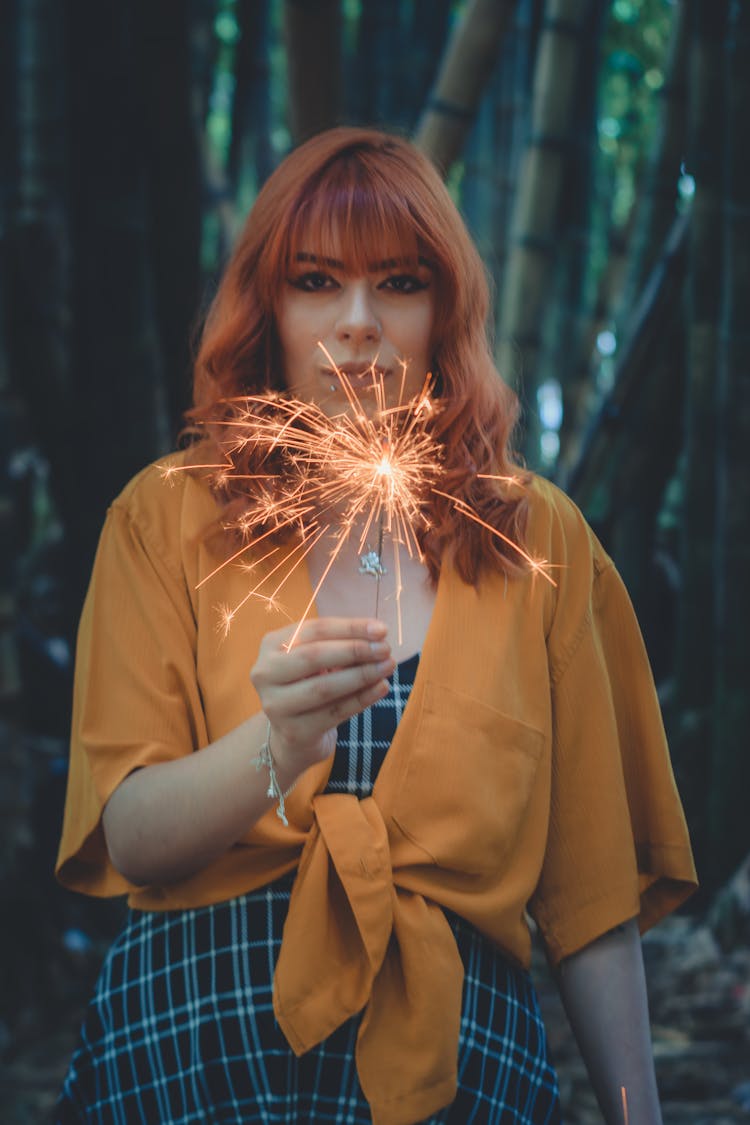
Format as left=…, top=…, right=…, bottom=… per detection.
left=166, top=351, right=555, bottom=642
left=431, top=489, right=557, bottom=586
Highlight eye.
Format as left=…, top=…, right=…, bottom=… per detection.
left=289, top=271, right=339, bottom=292
left=379, top=273, right=430, bottom=294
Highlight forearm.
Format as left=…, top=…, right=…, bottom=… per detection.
left=102, top=711, right=300, bottom=886
left=102, top=616, right=393, bottom=887
left=554, top=917, right=662, bottom=1125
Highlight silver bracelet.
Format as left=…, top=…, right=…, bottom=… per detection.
left=254, top=721, right=295, bottom=826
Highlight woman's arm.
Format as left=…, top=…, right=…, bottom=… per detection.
left=102, top=616, right=393, bottom=886
left=554, top=917, right=662, bottom=1125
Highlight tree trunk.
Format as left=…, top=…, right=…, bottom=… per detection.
left=494, top=0, right=591, bottom=462
left=671, top=0, right=728, bottom=878
left=565, top=216, right=689, bottom=691
left=710, top=0, right=750, bottom=884
left=283, top=0, right=341, bottom=144
left=0, top=0, right=24, bottom=709
left=230, top=0, right=274, bottom=206
left=615, top=2, right=688, bottom=327
left=537, top=0, right=606, bottom=464
left=7, top=0, right=77, bottom=639
left=0, top=0, right=13, bottom=701
left=414, top=0, right=516, bottom=176
left=460, top=0, right=535, bottom=299
left=566, top=214, right=689, bottom=512
left=134, top=0, right=202, bottom=439
left=8, top=0, right=69, bottom=423
left=606, top=314, right=685, bottom=631
left=63, top=0, right=167, bottom=613
left=404, top=0, right=454, bottom=132
left=190, top=0, right=240, bottom=259
left=350, top=0, right=409, bottom=130
left=189, top=0, right=220, bottom=128
left=559, top=1, right=684, bottom=483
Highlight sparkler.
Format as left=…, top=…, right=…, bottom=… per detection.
left=162, top=350, right=555, bottom=645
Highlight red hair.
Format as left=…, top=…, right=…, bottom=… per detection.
left=189, top=127, right=529, bottom=586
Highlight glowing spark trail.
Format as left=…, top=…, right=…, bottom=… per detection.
left=162, top=353, right=555, bottom=642
left=431, top=489, right=556, bottom=585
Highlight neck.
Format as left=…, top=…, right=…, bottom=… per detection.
left=305, top=524, right=435, bottom=660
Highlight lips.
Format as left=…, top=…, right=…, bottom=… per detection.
left=323, top=363, right=391, bottom=381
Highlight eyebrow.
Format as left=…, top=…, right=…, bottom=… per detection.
left=294, top=252, right=434, bottom=272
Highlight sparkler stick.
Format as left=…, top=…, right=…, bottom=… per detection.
left=374, top=519, right=385, bottom=617
left=162, top=353, right=555, bottom=642
left=358, top=514, right=387, bottom=618
left=621, top=1086, right=629, bottom=1125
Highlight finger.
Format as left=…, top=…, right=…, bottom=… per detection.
left=317, top=676, right=392, bottom=725
left=290, top=675, right=392, bottom=735
left=266, top=656, right=396, bottom=717
left=276, top=617, right=388, bottom=649
left=270, top=637, right=392, bottom=685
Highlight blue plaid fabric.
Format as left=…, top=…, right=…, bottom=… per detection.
left=56, top=655, right=561, bottom=1124
left=325, top=653, right=418, bottom=796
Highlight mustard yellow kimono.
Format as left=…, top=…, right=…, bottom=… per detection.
left=57, top=456, right=697, bottom=1125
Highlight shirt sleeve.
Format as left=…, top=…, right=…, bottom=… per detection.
left=55, top=496, right=208, bottom=897
left=529, top=547, right=697, bottom=966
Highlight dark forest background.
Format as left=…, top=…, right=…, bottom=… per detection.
left=1, top=0, right=749, bottom=1120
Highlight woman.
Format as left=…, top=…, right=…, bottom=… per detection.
left=56, top=128, right=697, bottom=1125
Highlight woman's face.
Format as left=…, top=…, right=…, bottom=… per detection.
left=275, top=248, right=436, bottom=417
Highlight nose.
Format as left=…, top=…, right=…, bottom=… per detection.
left=335, top=282, right=381, bottom=347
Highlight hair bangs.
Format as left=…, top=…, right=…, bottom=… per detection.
left=283, top=158, right=424, bottom=277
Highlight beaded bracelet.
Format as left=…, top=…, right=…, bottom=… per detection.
left=254, top=721, right=295, bottom=826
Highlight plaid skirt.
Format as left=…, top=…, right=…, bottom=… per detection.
left=55, top=876, right=560, bottom=1124
left=56, top=657, right=561, bottom=1123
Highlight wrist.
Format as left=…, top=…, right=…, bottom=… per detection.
left=264, top=725, right=303, bottom=788
left=254, top=721, right=298, bottom=825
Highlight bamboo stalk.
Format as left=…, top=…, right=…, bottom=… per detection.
left=565, top=213, right=689, bottom=504
left=461, top=0, right=535, bottom=309
left=283, top=0, right=341, bottom=144
left=134, top=0, right=202, bottom=434
left=537, top=0, right=606, bottom=459
left=673, top=1, right=727, bottom=708
left=230, top=0, right=274, bottom=202
left=710, top=0, right=750, bottom=883
left=414, top=0, right=515, bottom=175
left=614, top=1, right=688, bottom=328
left=668, top=0, right=729, bottom=878
left=494, top=0, right=591, bottom=419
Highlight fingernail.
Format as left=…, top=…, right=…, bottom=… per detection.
left=366, top=620, right=387, bottom=637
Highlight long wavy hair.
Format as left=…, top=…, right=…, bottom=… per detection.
left=188, top=127, right=529, bottom=587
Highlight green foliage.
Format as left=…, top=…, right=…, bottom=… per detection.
left=580, top=0, right=677, bottom=409
left=596, top=0, right=674, bottom=232
left=206, top=0, right=240, bottom=162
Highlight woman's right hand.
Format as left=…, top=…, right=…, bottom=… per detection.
left=103, top=617, right=394, bottom=887
left=250, top=617, right=394, bottom=785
